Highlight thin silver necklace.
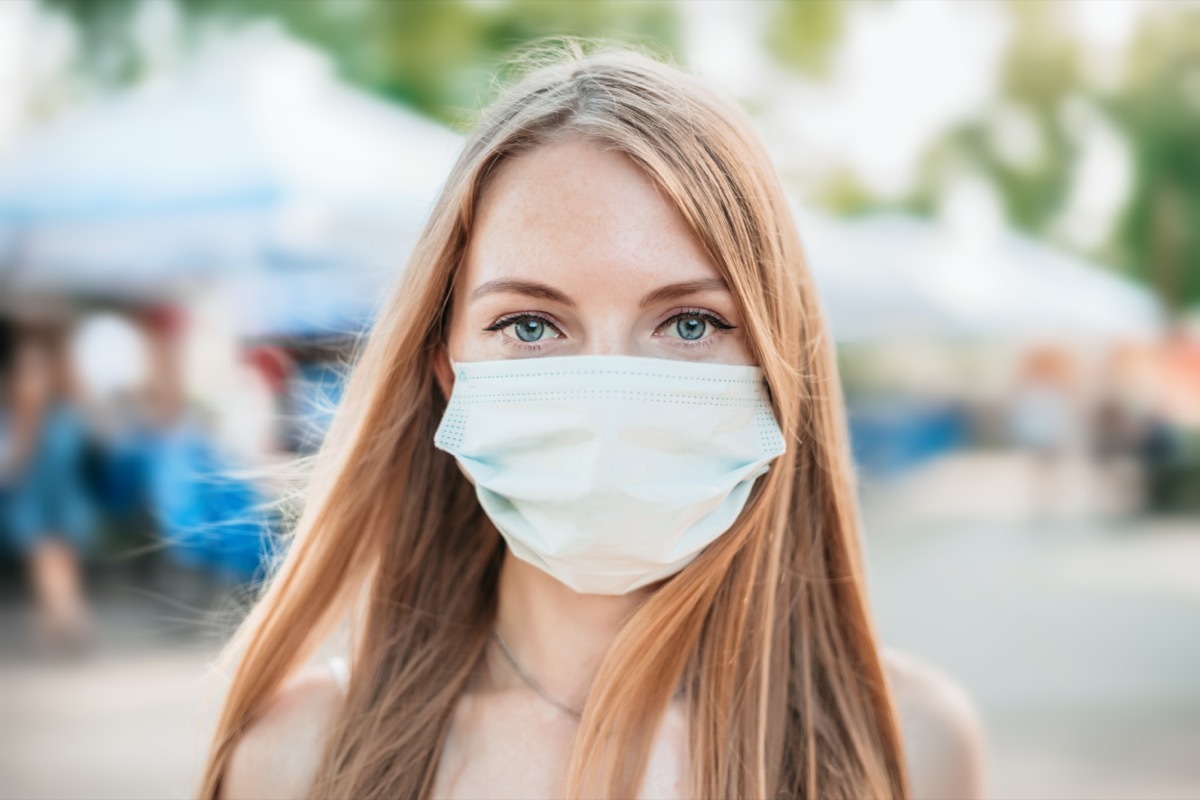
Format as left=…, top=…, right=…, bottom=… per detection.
left=492, top=629, right=584, bottom=721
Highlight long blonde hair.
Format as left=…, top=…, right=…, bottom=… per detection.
left=197, top=41, right=908, bottom=800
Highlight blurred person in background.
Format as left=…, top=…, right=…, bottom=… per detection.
left=1, top=320, right=97, bottom=655
left=134, top=306, right=281, bottom=589
left=199, top=44, right=985, bottom=800
left=1138, top=322, right=1200, bottom=514
left=0, top=317, right=14, bottom=548
left=1008, top=347, right=1076, bottom=518
left=1091, top=344, right=1158, bottom=517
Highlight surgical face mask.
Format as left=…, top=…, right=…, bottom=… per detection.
left=433, top=354, right=788, bottom=595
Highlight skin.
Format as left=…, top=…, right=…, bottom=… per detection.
left=221, top=137, right=988, bottom=800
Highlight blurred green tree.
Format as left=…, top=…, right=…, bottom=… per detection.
left=764, top=0, right=846, bottom=81
left=1111, top=8, right=1200, bottom=311
left=41, top=0, right=680, bottom=127
left=904, top=0, right=1200, bottom=311
left=905, top=1, right=1080, bottom=240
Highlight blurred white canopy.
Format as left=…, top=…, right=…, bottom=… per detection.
left=0, top=27, right=462, bottom=335
left=797, top=209, right=1165, bottom=344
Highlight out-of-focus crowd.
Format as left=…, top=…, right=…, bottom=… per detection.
left=842, top=326, right=1200, bottom=519
left=0, top=304, right=350, bottom=656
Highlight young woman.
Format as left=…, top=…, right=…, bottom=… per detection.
left=200, top=44, right=985, bottom=800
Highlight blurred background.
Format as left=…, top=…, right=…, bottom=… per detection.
left=0, top=1, right=1196, bottom=798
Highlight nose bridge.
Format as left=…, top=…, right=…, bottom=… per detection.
left=583, top=338, right=634, bottom=356
left=577, top=303, right=641, bottom=357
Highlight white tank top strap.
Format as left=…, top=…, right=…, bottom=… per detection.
left=328, top=655, right=350, bottom=690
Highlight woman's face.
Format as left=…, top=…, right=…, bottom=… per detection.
left=436, top=136, right=755, bottom=395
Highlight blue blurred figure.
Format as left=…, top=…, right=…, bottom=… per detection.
left=144, top=411, right=278, bottom=586
left=0, top=328, right=96, bottom=654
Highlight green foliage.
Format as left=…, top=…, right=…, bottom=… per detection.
left=764, top=0, right=847, bottom=80
left=907, top=0, right=1077, bottom=236
left=810, top=166, right=877, bottom=216
left=906, top=0, right=1200, bottom=310
left=986, top=0, right=1080, bottom=231
left=41, top=0, right=682, bottom=126
left=1108, top=8, right=1200, bottom=310
left=42, top=0, right=144, bottom=83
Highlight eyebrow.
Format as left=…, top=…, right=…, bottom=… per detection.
left=637, top=278, right=730, bottom=308
left=470, top=279, right=574, bottom=306
left=469, top=277, right=730, bottom=308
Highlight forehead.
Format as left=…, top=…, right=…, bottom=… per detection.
left=460, top=136, right=721, bottom=295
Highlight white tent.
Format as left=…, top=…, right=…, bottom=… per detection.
left=0, top=29, right=463, bottom=335
left=796, top=209, right=1165, bottom=344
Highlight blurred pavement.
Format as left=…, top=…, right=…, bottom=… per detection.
left=863, top=451, right=1200, bottom=800
left=0, top=563, right=234, bottom=800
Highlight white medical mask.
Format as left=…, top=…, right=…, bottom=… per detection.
left=433, top=353, right=787, bottom=595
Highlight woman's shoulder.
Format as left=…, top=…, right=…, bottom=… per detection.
left=219, top=660, right=347, bottom=800
left=880, top=647, right=988, bottom=800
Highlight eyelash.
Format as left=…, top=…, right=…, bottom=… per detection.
left=482, top=307, right=737, bottom=353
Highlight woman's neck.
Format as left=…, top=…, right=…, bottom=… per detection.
left=492, top=551, right=650, bottom=712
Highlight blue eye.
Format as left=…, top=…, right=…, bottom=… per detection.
left=515, top=318, right=548, bottom=342
left=661, top=310, right=733, bottom=343
left=675, top=316, right=706, bottom=340
left=484, top=313, right=564, bottom=345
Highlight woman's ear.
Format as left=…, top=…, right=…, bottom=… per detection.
left=432, top=344, right=454, bottom=403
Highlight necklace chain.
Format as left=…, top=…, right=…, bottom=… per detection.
left=492, top=629, right=584, bottom=721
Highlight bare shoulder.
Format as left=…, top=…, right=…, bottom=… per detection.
left=219, top=663, right=346, bottom=800
left=881, top=647, right=988, bottom=800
